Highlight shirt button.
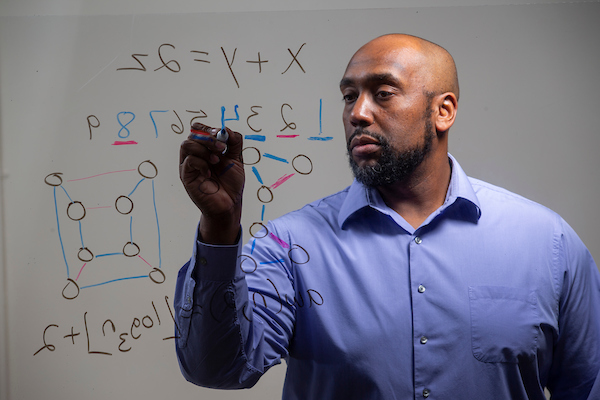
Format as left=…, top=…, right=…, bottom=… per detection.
left=423, top=388, right=431, bottom=398
left=418, top=285, right=426, bottom=293
left=420, top=336, right=428, bottom=344
left=415, top=236, right=422, bottom=244
left=199, top=257, right=208, bottom=265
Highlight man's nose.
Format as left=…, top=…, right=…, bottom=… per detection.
left=349, top=94, right=374, bottom=127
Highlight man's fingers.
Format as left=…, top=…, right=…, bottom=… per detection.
left=180, top=139, right=220, bottom=164
left=179, top=123, right=245, bottom=217
left=180, top=154, right=211, bottom=182
left=223, top=128, right=243, bottom=162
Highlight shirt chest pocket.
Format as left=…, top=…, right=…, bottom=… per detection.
left=469, top=286, right=539, bottom=363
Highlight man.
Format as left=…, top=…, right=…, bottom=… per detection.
left=175, top=34, right=600, bottom=399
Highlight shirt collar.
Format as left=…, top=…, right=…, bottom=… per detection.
left=338, top=154, right=481, bottom=229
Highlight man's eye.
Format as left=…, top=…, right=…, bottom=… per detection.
left=343, top=94, right=357, bottom=103
left=377, top=91, right=392, bottom=99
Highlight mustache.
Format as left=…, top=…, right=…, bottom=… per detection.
left=346, top=128, right=387, bottom=150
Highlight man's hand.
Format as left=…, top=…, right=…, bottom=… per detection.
left=179, top=123, right=245, bottom=244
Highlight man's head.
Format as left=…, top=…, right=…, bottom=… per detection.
left=340, top=34, right=459, bottom=187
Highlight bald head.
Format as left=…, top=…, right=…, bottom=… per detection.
left=349, top=34, right=460, bottom=101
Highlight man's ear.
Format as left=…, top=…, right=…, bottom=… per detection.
left=434, top=92, right=458, bottom=134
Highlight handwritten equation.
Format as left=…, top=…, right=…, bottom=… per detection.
left=116, top=43, right=308, bottom=88
left=34, top=295, right=178, bottom=356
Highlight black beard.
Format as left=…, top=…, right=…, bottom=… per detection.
left=347, top=122, right=434, bottom=187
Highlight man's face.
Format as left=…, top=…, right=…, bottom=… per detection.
left=340, top=42, right=436, bottom=187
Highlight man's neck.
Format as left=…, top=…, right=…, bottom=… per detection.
left=376, top=155, right=451, bottom=229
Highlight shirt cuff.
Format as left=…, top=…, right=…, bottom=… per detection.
left=191, top=226, right=243, bottom=282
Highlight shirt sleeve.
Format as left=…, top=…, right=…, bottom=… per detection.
left=547, top=218, right=600, bottom=399
left=174, top=222, right=295, bottom=389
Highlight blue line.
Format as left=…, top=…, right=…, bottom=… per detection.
left=263, top=153, right=289, bottom=163
left=61, top=186, right=73, bottom=203
left=149, top=110, right=168, bottom=138
left=319, top=98, right=322, bottom=134
left=54, top=187, right=70, bottom=278
left=220, top=163, right=234, bottom=176
left=261, top=205, right=265, bottom=221
left=79, top=221, right=84, bottom=248
left=260, top=259, right=285, bottom=265
left=80, top=275, right=148, bottom=289
left=117, top=112, right=136, bottom=139
left=221, top=105, right=240, bottom=131
left=128, top=178, right=145, bottom=197
left=96, top=253, right=122, bottom=258
left=190, top=134, right=212, bottom=141
left=245, top=135, right=266, bottom=142
left=153, top=180, right=162, bottom=269
left=250, top=239, right=256, bottom=255
left=252, top=166, right=263, bottom=184
left=308, top=136, right=333, bottom=141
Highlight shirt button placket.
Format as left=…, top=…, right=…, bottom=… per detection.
left=418, top=282, right=427, bottom=345
left=413, top=234, right=430, bottom=399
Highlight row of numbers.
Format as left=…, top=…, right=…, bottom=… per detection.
left=87, top=101, right=326, bottom=142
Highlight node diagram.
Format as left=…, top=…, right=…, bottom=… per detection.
left=44, top=160, right=163, bottom=299
left=239, top=146, right=313, bottom=265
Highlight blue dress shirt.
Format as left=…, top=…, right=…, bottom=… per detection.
left=175, top=155, right=600, bottom=399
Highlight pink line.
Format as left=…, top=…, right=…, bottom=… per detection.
left=138, top=255, right=153, bottom=268
left=269, top=233, right=290, bottom=249
left=112, top=140, right=138, bottom=145
left=276, top=135, right=299, bottom=138
left=271, top=173, right=295, bottom=189
left=76, top=263, right=87, bottom=281
left=67, top=169, right=136, bottom=182
left=87, top=206, right=112, bottom=210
